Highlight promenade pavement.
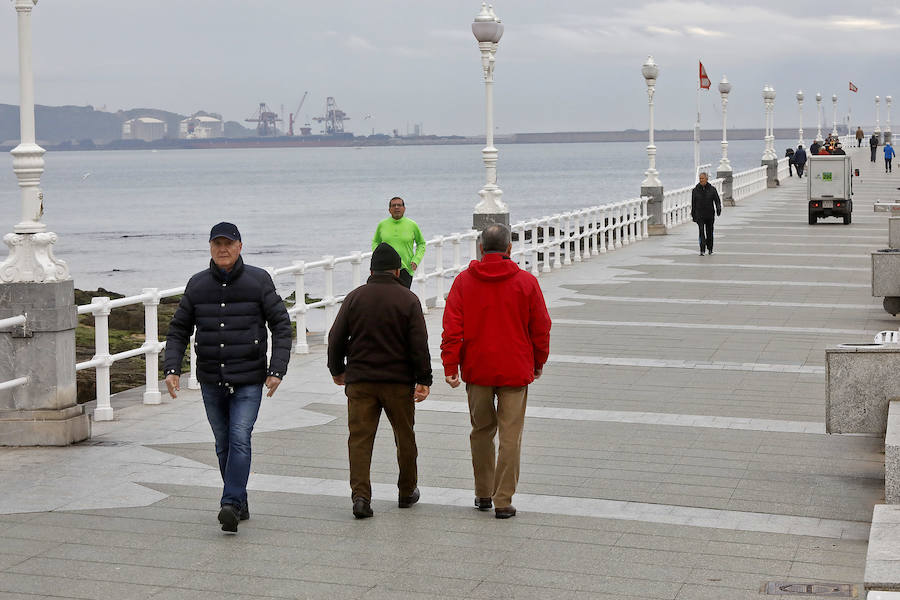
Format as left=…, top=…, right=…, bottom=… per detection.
left=0, top=145, right=896, bottom=599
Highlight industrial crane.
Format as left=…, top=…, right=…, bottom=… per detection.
left=244, top=102, right=282, bottom=136
left=288, top=91, right=308, bottom=136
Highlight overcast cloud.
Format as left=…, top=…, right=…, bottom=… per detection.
left=0, top=0, right=896, bottom=135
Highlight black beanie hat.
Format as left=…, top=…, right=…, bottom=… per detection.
left=370, top=242, right=401, bottom=272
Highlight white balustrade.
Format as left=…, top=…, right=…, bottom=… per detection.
left=0, top=314, right=28, bottom=393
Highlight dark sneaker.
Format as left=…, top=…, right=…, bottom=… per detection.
left=708, top=250, right=714, bottom=255
left=239, top=501, right=250, bottom=521
left=495, top=506, right=517, bottom=519
left=218, top=504, right=239, bottom=533
left=398, top=487, right=420, bottom=508
left=353, top=497, right=373, bottom=519
left=699, top=252, right=705, bottom=256
left=475, top=497, right=492, bottom=511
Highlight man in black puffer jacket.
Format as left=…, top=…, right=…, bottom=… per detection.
left=691, top=172, right=722, bottom=256
left=164, top=222, right=291, bottom=534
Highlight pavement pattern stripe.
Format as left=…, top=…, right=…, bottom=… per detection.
left=563, top=294, right=879, bottom=310
left=673, top=263, right=868, bottom=272
left=547, top=354, right=825, bottom=374
left=553, top=318, right=870, bottom=336
left=615, top=277, right=869, bottom=288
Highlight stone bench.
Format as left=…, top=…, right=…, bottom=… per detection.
left=826, top=344, right=900, bottom=434
left=865, top=505, right=900, bottom=595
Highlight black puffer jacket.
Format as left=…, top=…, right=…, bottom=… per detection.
left=691, top=182, right=722, bottom=222
left=164, top=256, right=292, bottom=386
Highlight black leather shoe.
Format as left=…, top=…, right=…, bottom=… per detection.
left=475, top=497, right=492, bottom=511
left=353, top=497, right=373, bottom=519
left=398, top=487, right=420, bottom=508
left=494, top=506, right=516, bottom=519
left=218, top=504, right=239, bottom=533
left=239, top=501, right=250, bottom=521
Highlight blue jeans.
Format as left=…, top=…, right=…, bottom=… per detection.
left=200, top=383, right=263, bottom=508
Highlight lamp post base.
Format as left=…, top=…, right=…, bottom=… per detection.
left=761, top=159, right=780, bottom=188
left=0, top=279, right=89, bottom=446
left=717, top=170, right=735, bottom=206
left=473, top=213, right=510, bottom=260
left=640, top=185, right=666, bottom=235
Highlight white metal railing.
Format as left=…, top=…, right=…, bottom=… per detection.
left=0, top=315, right=28, bottom=392
left=735, top=165, right=769, bottom=202
left=54, top=164, right=770, bottom=422
left=776, top=157, right=790, bottom=181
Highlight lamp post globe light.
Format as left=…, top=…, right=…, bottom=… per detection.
left=876, top=95, right=882, bottom=144
left=640, top=55, right=661, bottom=189
left=815, top=92, right=824, bottom=142
left=471, top=3, right=506, bottom=230
left=831, top=94, right=839, bottom=137
left=796, top=90, right=804, bottom=147
left=1, top=0, right=68, bottom=283
left=717, top=75, right=732, bottom=173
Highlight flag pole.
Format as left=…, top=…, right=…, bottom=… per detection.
left=694, top=61, right=701, bottom=180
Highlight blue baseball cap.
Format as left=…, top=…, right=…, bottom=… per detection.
left=209, top=222, right=241, bottom=242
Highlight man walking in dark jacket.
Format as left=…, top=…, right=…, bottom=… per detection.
left=328, top=242, right=432, bottom=519
left=691, top=172, right=722, bottom=256
left=793, top=144, right=808, bottom=177
left=164, top=222, right=292, bottom=534
left=872, top=133, right=880, bottom=162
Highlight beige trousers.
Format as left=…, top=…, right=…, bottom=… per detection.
left=466, top=384, right=528, bottom=509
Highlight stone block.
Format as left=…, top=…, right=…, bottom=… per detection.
left=825, top=344, right=900, bottom=434
left=640, top=186, right=665, bottom=235
left=761, top=159, right=779, bottom=188
left=865, top=505, right=900, bottom=593
left=873, top=251, right=900, bottom=297
left=887, top=401, right=900, bottom=503
left=890, top=218, right=900, bottom=249
left=717, top=170, right=734, bottom=206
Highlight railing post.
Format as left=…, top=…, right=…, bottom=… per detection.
left=90, top=297, right=114, bottom=421
left=351, top=251, right=362, bottom=289
left=642, top=197, right=649, bottom=239
left=580, top=212, right=590, bottom=261
left=563, top=213, right=572, bottom=265
left=293, top=260, right=309, bottom=354
left=323, top=256, right=336, bottom=346
left=435, top=236, right=446, bottom=307
left=541, top=219, right=553, bottom=273
left=142, top=288, right=162, bottom=405
left=452, top=234, right=462, bottom=273
left=416, top=266, right=429, bottom=315
left=517, top=224, right=527, bottom=267
left=553, top=214, right=562, bottom=269
left=530, top=221, right=540, bottom=275
left=588, top=209, right=598, bottom=256
left=598, top=207, right=608, bottom=254
left=188, top=332, right=199, bottom=389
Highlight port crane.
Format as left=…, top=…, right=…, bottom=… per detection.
left=313, top=97, right=350, bottom=134
left=244, top=102, right=282, bottom=136
left=288, top=91, right=308, bottom=136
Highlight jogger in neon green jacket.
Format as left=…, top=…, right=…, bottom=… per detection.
left=372, top=197, right=426, bottom=288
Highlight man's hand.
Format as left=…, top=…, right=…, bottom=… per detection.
left=445, top=374, right=461, bottom=388
left=265, top=376, right=281, bottom=397
left=533, top=368, right=543, bottom=380
left=414, top=384, right=429, bottom=402
left=410, top=261, right=417, bottom=271
left=716, top=210, right=721, bottom=217
left=165, top=374, right=180, bottom=399
left=332, top=373, right=345, bottom=386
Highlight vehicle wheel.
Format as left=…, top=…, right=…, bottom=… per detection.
left=808, top=214, right=816, bottom=225
left=843, top=213, right=851, bottom=225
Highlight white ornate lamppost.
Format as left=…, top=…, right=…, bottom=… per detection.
left=717, top=75, right=731, bottom=173
left=761, top=85, right=777, bottom=161
left=796, top=90, right=804, bottom=147
left=471, top=3, right=506, bottom=230
left=876, top=95, right=882, bottom=145
left=815, top=92, right=824, bottom=142
left=0, top=0, right=67, bottom=283
left=887, top=96, right=893, bottom=144
left=831, top=94, right=839, bottom=137
left=640, top=56, right=661, bottom=189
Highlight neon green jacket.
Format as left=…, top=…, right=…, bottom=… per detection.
left=372, top=217, right=426, bottom=275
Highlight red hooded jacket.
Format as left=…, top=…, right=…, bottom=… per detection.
left=441, top=253, right=551, bottom=387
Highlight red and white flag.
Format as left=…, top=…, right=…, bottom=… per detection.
left=699, top=61, right=711, bottom=89
left=849, top=81, right=858, bottom=93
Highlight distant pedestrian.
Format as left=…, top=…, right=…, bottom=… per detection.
left=164, top=222, right=292, bottom=534
left=785, top=147, right=795, bottom=176
left=441, top=224, right=551, bottom=520
left=871, top=134, right=880, bottom=162
left=886, top=142, right=896, bottom=173
left=372, top=197, right=426, bottom=289
left=809, top=140, right=821, bottom=157
left=691, top=172, right=722, bottom=256
left=793, top=145, right=808, bottom=176
left=831, top=142, right=846, bottom=156
left=857, top=127, right=865, bottom=147
left=328, top=242, right=432, bottom=519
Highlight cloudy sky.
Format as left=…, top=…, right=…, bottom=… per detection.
left=0, top=1, right=897, bottom=136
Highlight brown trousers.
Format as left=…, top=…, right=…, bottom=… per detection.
left=466, top=384, right=528, bottom=509
left=346, top=382, right=417, bottom=501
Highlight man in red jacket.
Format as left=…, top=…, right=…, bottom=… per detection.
left=441, top=224, right=552, bottom=519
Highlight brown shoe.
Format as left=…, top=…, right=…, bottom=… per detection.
left=494, top=506, right=516, bottom=519
left=475, top=497, right=492, bottom=511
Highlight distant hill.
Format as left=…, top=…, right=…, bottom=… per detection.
left=0, top=104, right=256, bottom=145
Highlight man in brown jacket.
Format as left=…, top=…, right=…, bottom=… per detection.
left=327, top=242, right=432, bottom=518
